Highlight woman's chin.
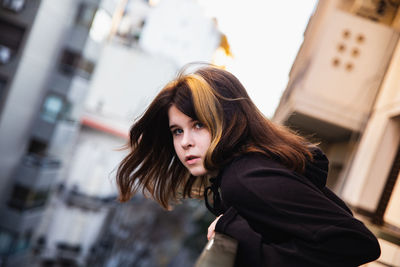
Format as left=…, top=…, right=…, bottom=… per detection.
left=188, top=166, right=208, bottom=176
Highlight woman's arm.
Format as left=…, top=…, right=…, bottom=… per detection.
left=216, top=206, right=380, bottom=267
left=214, top=156, right=380, bottom=267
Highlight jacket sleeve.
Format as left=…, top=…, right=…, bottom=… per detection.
left=214, top=159, right=381, bottom=267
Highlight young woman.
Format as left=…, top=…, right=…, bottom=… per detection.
left=117, top=65, right=380, bottom=266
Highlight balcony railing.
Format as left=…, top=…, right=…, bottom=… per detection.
left=14, top=154, right=61, bottom=190
left=195, top=233, right=238, bottom=267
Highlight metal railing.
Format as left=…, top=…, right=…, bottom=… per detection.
left=195, top=233, right=238, bottom=267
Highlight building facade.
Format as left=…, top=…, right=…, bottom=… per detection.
left=273, top=0, right=400, bottom=266
left=0, top=0, right=102, bottom=265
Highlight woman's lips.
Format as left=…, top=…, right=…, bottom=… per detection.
left=186, top=156, right=200, bottom=165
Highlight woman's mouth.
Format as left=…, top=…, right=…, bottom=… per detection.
left=186, top=155, right=200, bottom=165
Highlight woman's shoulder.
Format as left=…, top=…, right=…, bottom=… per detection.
left=219, top=151, right=324, bottom=192
left=223, top=152, right=291, bottom=175
left=218, top=152, right=306, bottom=208
left=219, top=152, right=296, bottom=190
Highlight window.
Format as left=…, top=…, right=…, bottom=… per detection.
left=27, top=138, right=48, bottom=155
left=0, top=76, right=7, bottom=101
left=0, top=17, right=25, bottom=64
left=8, top=184, right=50, bottom=211
left=78, top=57, right=95, bottom=77
left=8, top=184, right=30, bottom=210
left=1, top=0, right=25, bottom=13
left=59, top=49, right=81, bottom=76
left=0, top=229, right=14, bottom=255
left=40, top=95, right=64, bottom=123
left=59, top=49, right=95, bottom=79
left=40, top=93, right=75, bottom=123
left=75, top=2, right=97, bottom=28
left=13, top=230, right=32, bottom=254
left=0, top=44, right=12, bottom=65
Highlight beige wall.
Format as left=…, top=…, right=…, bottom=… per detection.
left=342, top=40, right=400, bottom=211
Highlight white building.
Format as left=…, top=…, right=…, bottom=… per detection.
left=35, top=0, right=226, bottom=265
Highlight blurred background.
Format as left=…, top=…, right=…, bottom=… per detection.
left=1, top=0, right=400, bottom=266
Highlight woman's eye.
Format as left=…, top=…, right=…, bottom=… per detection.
left=172, top=129, right=183, bottom=135
left=194, top=122, right=204, bottom=129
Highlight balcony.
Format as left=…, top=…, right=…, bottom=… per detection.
left=0, top=203, right=45, bottom=234
left=0, top=0, right=42, bottom=26
left=274, top=9, right=399, bottom=134
left=0, top=154, right=61, bottom=232
left=63, top=187, right=114, bottom=212
left=13, top=154, right=60, bottom=190
left=31, top=113, right=78, bottom=146
left=56, top=242, right=81, bottom=265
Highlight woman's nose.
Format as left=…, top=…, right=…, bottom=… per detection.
left=181, top=132, right=194, bottom=149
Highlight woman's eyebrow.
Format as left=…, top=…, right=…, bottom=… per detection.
left=169, top=118, right=196, bottom=129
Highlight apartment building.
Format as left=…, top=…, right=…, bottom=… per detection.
left=0, top=0, right=101, bottom=265
left=273, top=1, right=400, bottom=266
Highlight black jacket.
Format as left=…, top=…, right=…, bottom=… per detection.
left=207, top=149, right=380, bottom=266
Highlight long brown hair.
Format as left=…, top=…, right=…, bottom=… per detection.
left=117, top=65, right=313, bottom=209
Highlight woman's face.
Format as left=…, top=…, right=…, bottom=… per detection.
left=168, top=105, right=211, bottom=176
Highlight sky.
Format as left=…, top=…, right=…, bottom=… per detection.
left=197, top=0, right=317, bottom=118
left=87, top=0, right=318, bottom=125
